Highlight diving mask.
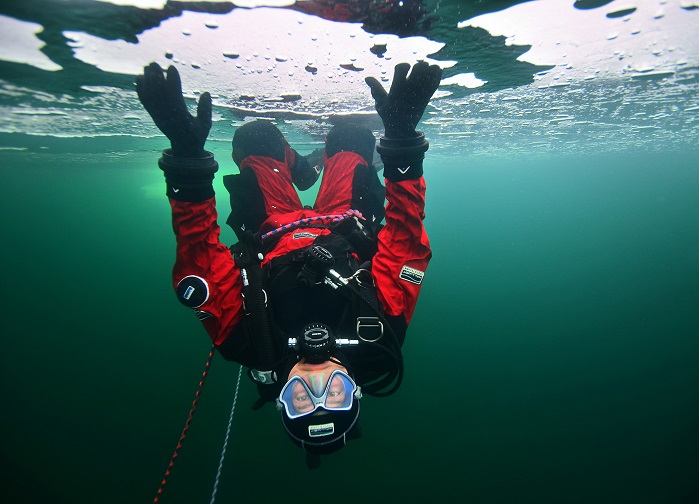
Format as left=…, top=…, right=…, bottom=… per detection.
left=278, top=370, right=361, bottom=420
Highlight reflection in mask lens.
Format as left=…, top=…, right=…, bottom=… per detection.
left=279, top=370, right=357, bottom=419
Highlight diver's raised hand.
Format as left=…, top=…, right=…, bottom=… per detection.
left=136, top=62, right=212, bottom=158
left=365, top=62, right=442, bottom=182
left=365, top=62, right=442, bottom=139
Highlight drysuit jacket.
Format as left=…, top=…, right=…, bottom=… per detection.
left=167, top=150, right=431, bottom=387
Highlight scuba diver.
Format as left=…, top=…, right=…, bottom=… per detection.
left=136, top=60, right=442, bottom=464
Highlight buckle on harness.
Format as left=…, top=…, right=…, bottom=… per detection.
left=250, top=369, right=277, bottom=385
left=356, top=317, right=383, bottom=343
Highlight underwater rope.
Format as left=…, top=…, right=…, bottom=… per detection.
left=260, top=209, right=364, bottom=242
left=209, top=364, right=244, bottom=504
left=154, top=345, right=216, bottom=503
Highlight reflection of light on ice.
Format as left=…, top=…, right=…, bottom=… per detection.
left=458, top=0, right=699, bottom=85
left=96, top=0, right=167, bottom=8
left=2, top=0, right=697, bottom=155
left=64, top=7, right=445, bottom=114
left=95, top=0, right=296, bottom=7
left=441, top=73, right=488, bottom=89
left=0, top=15, right=62, bottom=71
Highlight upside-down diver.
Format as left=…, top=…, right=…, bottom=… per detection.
left=136, top=59, right=442, bottom=469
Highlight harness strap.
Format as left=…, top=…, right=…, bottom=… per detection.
left=232, top=232, right=276, bottom=373
left=330, top=275, right=405, bottom=397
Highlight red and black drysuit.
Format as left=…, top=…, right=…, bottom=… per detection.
left=160, top=125, right=431, bottom=395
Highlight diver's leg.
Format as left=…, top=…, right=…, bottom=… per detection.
left=223, top=170, right=268, bottom=239
left=314, top=124, right=386, bottom=227
left=224, top=121, right=305, bottom=238
left=232, top=119, right=320, bottom=191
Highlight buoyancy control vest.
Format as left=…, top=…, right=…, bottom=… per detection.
left=218, top=217, right=406, bottom=401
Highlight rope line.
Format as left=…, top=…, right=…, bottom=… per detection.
left=209, top=364, right=244, bottom=504
left=260, top=209, right=364, bottom=242
left=154, top=345, right=216, bottom=503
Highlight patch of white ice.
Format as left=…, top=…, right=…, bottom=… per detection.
left=0, top=15, right=62, bottom=71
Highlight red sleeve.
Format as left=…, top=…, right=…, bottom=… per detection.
left=372, top=177, right=431, bottom=324
left=170, top=197, right=244, bottom=345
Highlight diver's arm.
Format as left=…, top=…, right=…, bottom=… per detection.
left=372, top=177, right=431, bottom=324
left=169, top=196, right=245, bottom=346
left=136, top=62, right=245, bottom=347
left=161, top=151, right=246, bottom=347
left=365, top=62, right=442, bottom=324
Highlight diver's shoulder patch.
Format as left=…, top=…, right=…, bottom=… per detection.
left=399, top=265, right=425, bottom=285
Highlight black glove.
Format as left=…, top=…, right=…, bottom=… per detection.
left=365, top=62, right=442, bottom=181
left=365, top=61, right=442, bottom=139
left=136, top=63, right=218, bottom=201
left=136, top=62, right=212, bottom=158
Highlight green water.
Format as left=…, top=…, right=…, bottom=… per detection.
left=2, top=137, right=698, bottom=503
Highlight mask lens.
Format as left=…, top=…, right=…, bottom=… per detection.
left=279, top=370, right=357, bottom=419
left=324, top=372, right=354, bottom=410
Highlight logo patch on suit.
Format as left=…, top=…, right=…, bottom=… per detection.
left=293, top=231, right=319, bottom=240
left=399, top=265, right=425, bottom=285
left=308, top=422, right=335, bottom=437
